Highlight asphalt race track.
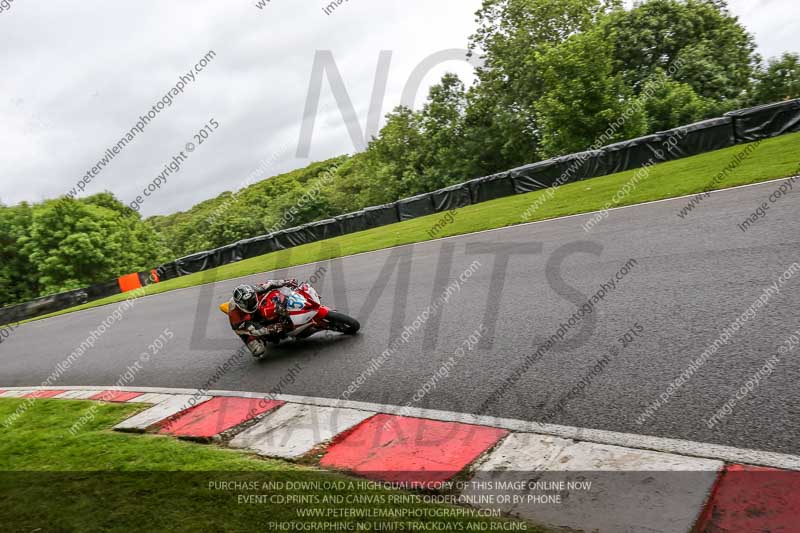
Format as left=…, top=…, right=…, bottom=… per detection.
left=2, top=179, right=799, bottom=455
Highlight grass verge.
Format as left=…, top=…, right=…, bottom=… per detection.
left=0, top=398, right=537, bottom=532
left=13, top=132, right=800, bottom=325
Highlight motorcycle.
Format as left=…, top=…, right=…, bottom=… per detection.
left=218, top=282, right=360, bottom=346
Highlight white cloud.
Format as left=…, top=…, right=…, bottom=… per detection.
left=726, top=0, right=799, bottom=60
left=0, top=0, right=481, bottom=215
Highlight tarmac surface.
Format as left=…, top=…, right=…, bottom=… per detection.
left=2, top=178, right=799, bottom=455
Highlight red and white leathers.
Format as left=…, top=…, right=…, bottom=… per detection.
left=228, top=279, right=299, bottom=357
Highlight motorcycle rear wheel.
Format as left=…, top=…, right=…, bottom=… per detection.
left=323, top=311, right=360, bottom=335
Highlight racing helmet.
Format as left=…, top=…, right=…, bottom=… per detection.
left=232, top=284, right=259, bottom=314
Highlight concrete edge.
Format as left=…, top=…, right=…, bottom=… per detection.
left=3, top=384, right=799, bottom=471
left=6, top=384, right=797, bottom=532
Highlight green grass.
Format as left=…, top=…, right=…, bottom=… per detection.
left=0, top=398, right=539, bottom=532
left=13, top=132, right=800, bottom=325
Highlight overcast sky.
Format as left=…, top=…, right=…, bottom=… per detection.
left=1, top=0, right=796, bottom=217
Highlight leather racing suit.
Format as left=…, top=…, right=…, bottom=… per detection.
left=228, top=279, right=299, bottom=357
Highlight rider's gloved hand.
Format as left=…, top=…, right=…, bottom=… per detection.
left=255, top=279, right=299, bottom=294
left=251, top=322, right=288, bottom=337
left=255, top=283, right=272, bottom=294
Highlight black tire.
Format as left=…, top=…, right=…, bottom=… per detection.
left=324, top=311, right=360, bottom=335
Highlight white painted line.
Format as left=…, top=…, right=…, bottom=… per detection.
left=54, top=390, right=95, bottom=399
left=0, top=390, right=33, bottom=398
left=1, top=386, right=107, bottom=392
left=113, top=394, right=210, bottom=432
left=6, top=384, right=800, bottom=470
left=229, top=404, right=375, bottom=459
left=12, top=173, right=797, bottom=327
left=466, top=433, right=722, bottom=533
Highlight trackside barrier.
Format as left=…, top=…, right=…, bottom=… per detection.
left=2, top=99, right=799, bottom=324
left=117, top=273, right=142, bottom=293
left=725, top=99, right=800, bottom=142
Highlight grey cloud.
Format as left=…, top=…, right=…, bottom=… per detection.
left=2, top=0, right=795, bottom=216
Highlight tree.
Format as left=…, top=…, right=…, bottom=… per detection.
left=417, top=73, right=470, bottom=191
left=466, top=0, right=619, bottom=165
left=18, top=194, right=168, bottom=294
left=751, top=53, right=800, bottom=105
left=534, top=28, right=648, bottom=157
left=262, top=182, right=336, bottom=233
left=604, top=0, right=758, bottom=103
left=459, top=88, right=536, bottom=178
left=326, top=155, right=366, bottom=214
left=470, top=0, right=618, bottom=88
left=356, top=106, right=425, bottom=205
left=203, top=210, right=258, bottom=250
left=638, top=70, right=718, bottom=132
left=0, top=202, right=38, bottom=305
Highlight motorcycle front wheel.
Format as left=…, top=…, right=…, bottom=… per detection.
left=323, top=311, right=361, bottom=335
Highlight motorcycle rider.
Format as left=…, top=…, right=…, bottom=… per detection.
left=229, top=279, right=300, bottom=357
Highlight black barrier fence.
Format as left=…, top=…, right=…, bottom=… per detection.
left=3, top=99, right=800, bottom=325
left=0, top=266, right=169, bottom=326
left=726, top=99, right=800, bottom=142
left=0, top=283, right=117, bottom=326
left=432, top=182, right=472, bottom=211
left=398, top=192, right=437, bottom=221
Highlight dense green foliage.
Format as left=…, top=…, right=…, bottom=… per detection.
left=0, top=194, right=168, bottom=302
left=751, top=53, right=800, bottom=104
left=0, top=203, right=37, bottom=303
left=534, top=26, right=649, bottom=156
left=147, top=157, right=345, bottom=259
left=2, top=0, right=798, bottom=305
left=604, top=0, right=757, bottom=102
